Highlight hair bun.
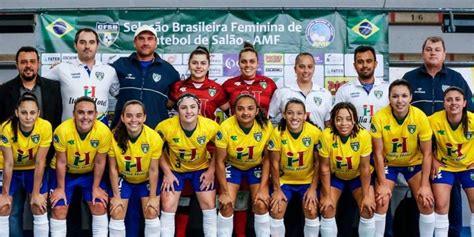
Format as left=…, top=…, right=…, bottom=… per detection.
left=243, top=42, right=254, bottom=49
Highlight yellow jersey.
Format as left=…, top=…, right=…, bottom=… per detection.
left=109, top=125, right=163, bottom=184
left=0, top=118, right=52, bottom=170
left=429, top=110, right=474, bottom=172
left=371, top=105, right=432, bottom=167
left=52, top=119, right=112, bottom=174
left=268, top=122, right=321, bottom=185
left=319, top=128, right=373, bottom=180
left=215, top=116, right=273, bottom=170
left=156, top=116, right=219, bottom=173
left=0, top=124, right=3, bottom=169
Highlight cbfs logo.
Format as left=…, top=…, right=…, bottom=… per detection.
left=236, top=146, right=254, bottom=160
left=16, top=148, right=34, bottom=163
left=286, top=151, right=304, bottom=167
left=305, top=19, right=335, bottom=48
left=178, top=149, right=197, bottom=161
left=124, top=156, right=143, bottom=172
left=73, top=152, right=91, bottom=166
left=335, top=156, right=353, bottom=169
left=391, top=137, right=408, bottom=153
left=84, top=85, right=96, bottom=97
left=446, top=143, right=463, bottom=157
left=96, top=22, right=120, bottom=47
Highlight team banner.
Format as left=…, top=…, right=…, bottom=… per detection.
left=37, top=10, right=388, bottom=92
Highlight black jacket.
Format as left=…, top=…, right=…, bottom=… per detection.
left=0, top=75, right=62, bottom=129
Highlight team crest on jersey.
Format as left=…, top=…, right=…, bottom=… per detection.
left=31, top=134, right=40, bottom=144
left=1, top=135, right=8, bottom=144
left=197, top=136, right=206, bottom=145
left=141, top=144, right=150, bottom=153
left=370, top=124, right=377, bottom=133
left=268, top=139, right=275, bottom=149
left=208, top=88, right=217, bottom=97
left=254, top=132, right=262, bottom=142
left=96, top=22, right=119, bottom=47
left=302, top=137, right=311, bottom=147
left=259, top=82, right=267, bottom=89
left=313, top=97, right=322, bottom=106
left=152, top=73, right=162, bottom=83
left=466, top=132, right=473, bottom=140
left=407, top=125, right=416, bottom=134
left=350, top=142, right=359, bottom=151
left=90, top=139, right=99, bottom=148
left=374, top=90, right=383, bottom=99
left=216, top=131, right=223, bottom=140
left=95, top=71, right=105, bottom=81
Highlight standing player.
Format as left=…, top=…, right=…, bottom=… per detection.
left=49, top=96, right=111, bottom=237
left=269, top=52, right=332, bottom=129
left=319, top=102, right=376, bottom=237
left=222, top=42, right=277, bottom=115
left=334, top=45, right=389, bottom=130
left=156, top=94, right=219, bottom=237
left=169, top=46, right=229, bottom=121
left=370, top=79, right=435, bottom=237
left=44, top=28, right=119, bottom=124
left=268, top=99, right=321, bottom=237
left=0, top=93, right=50, bottom=237
left=215, top=94, right=272, bottom=237
left=108, top=100, right=162, bottom=237
left=429, top=87, right=474, bottom=236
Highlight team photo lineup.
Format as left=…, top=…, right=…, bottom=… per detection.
left=0, top=23, right=473, bottom=237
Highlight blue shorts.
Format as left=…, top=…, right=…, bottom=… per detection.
left=225, top=164, right=262, bottom=185
left=278, top=184, right=317, bottom=202
left=331, top=175, right=373, bottom=191
left=0, top=170, right=48, bottom=196
left=116, top=178, right=160, bottom=199
left=49, top=169, right=107, bottom=206
left=160, top=169, right=214, bottom=192
left=385, top=165, right=422, bottom=183
left=432, top=169, right=474, bottom=189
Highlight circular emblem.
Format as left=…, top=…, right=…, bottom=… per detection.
left=358, top=22, right=373, bottom=37
left=53, top=21, right=69, bottom=35
left=305, top=19, right=335, bottom=48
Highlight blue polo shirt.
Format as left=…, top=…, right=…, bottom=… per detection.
left=403, top=65, right=473, bottom=116
left=112, top=52, right=180, bottom=128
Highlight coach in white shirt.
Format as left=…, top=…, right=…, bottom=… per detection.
left=269, top=52, right=332, bottom=129
left=334, top=45, right=389, bottom=130
left=45, top=27, right=119, bottom=123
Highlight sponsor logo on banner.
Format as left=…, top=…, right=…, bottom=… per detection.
left=264, top=54, right=284, bottom=64
left=41, top=53, right=61, bottom=65
left=101, top=53, right=129, bottom=64
left=96, top=22, right=120, bottom=47
left=62, top=53, right=77, bottom=63
left=223, top=54, right=239, bottom=76
left=264, top=65, right=284, bottom=77
left=305, top=19, right=335, bottom=48
left=46, top=18, right=74, bottom=38
left=210, top=53, right=223, bottom=65
left=284, top=54, right=298, bottom=65
left=209, top=65, right=223, bottom=77
left=351, top=19, right=380, bottom=39
left=163, top=54, right=182, bottom=65
left=325, top=53, right=344, bottom=65
left=325, top=65, right=344, bottom=76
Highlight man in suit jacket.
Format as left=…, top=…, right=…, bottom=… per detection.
left=0, top=46, right=62, bottom=237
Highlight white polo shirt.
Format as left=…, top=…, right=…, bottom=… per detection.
left=268, top=83, right=332, bottom=129
left=45, top=59, right=119, bottom=121
left=334, top=77, right=390, bottom=130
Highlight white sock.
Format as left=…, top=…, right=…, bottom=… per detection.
left=359, top=216, right=375, bottom=237
left=270, top=217, right=285, bottom=237
left=109, top=218, right=126, bottom=237
left=254, top=212, right=270, bottom=237
left=0, top=215, right=9, bottom=237
left=217, top=212, right=233, bottom=237
left=33, top=213, right=49, bottom=237
left=434, top=213, right=449, bottom=237
left=92, top=214, right=108, bottom=237
left=160, top=211, right=175, bottom=237
left=304, top=217, right=320, bottom=237
left=320, top=217, right=337, bottom=237
left=419, top=212, right=435, bottom=237
left=202, top=208, right=217, bottom=237
left=145, top=217, right=161, bottom=237
left=374, top=213, right=386, bottom=237
left=50, top=218, right=67, bottom=237
left=470, top=213, right=474, bottom=237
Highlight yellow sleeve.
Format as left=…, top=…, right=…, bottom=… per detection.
left=151, top=132, right=164, bottom=160
left=53, top=126, right=67, bottom=152
left=98, top=129, right=112, bottom=153
left=108, top=142, right=116, bottom=158
left=155, top=120, right=167, bottom=138
left=1, top=124, right=11, bottom=148
left=370, top=113, right=383, bottom=139
left=263, top=122, right=274, bottom=145
left=418, top=114, right=433, bottom=142
left=267, top=128, right=281, bottom=152
left=39, top=122, right=53, bottom=148
left=215, top=124, right=228, bottom=149
left=360, top=130, right=372, bottom=157
left=318, top=132, right=330, bottom=158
